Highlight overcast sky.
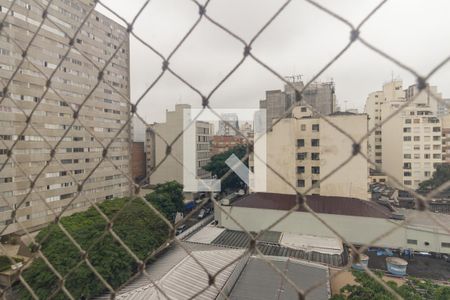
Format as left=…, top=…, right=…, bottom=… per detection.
left=98, top=0, right=450, bottom=123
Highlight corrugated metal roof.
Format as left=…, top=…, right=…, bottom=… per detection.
left=96, top=243, right=228, bottom=299
left=116, top=249, right=245, bottom=300
left=187, top=225, right=226, bottom=244
left=210, top=230, right=346, bottom=267
left=231, top=192, right=392, bottom=218
left=229, top=257, right=329, bottom=300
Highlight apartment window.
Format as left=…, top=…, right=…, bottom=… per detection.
left=405, top=119, right=411, bottom=124
left=433, top=145, right=441, bottom=150
left=413, top=145, right=420, bottom=150
left=296, top=152, right=307, bottom=160
left=375, top=152, right=382, bottom=157
left=407, top=239, right=417, bottom=245
left=311, top=153, right=320, bottom=160
left=424, top=154, right=430, bottom=159
left=375, top=145, right=382, bottom=149
left=311, top=166, right=320, bottom=174
left=311, top=139, right=320, bottom=147
left=433, top=136, right=440, bottom=141
left=403, top=154, right=411, bottom=159
left=403, top=172, right=411, bottom=177
left=403, top=136, right=411, bottom=141
left=296, top=166, right=305, bottom=174
left=414, top=154, right=420, bottom=159
left=403, top=127, right=411, bottom=133
left=312, top=180, right=320, bottom=187
left=413, top=136, right=420, bottom=142
left=403, top=163, right=411, bottom=170
left=424, top=171, right=431, bottom=177
left=312, top=124, right=320, bottom=132
left=296, top=139, right=304, bottom=147
left=442, top=242, right=450, bottom=248
left=433, top=127, right=440, bottom=132
left=413, top=119, right=420, bottom=124
left=300, top=124, right=306, bottom=131
left=297, top=180, right=305, bottom=187
left=404, top=180, right=412, bottom=185
left=375, top=130, right=382, bottom=135
left=433, top=154, right=441, bottom=159
left=0, top=177, right=12, bottom=183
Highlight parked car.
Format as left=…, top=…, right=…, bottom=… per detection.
left=198, top=209, right=206, bottom=219
left=175, top=224, right=187, bottom=235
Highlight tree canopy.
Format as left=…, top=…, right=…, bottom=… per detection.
left=331, top=270, right=450, bottom=300
left=203, top=144, right=248, bottom=192
left=418, top=163, right=450, bottom=196
left=17, top=196, right=171, bottom=300
left=145, top=181, right=184, bottom=222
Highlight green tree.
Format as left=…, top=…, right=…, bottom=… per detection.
left=331, top=271, right=450, bottom=300
left=203, top=144, right=248, bottom=192
left=418, top=163, right=450, bottom=195
left=17, top=197, right=170, bottom=300
left=145, top=181, right=184, bottom=222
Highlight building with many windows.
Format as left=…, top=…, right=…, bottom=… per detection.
left=255, top=106, right=369, bottom=200
left=442, top=115, right=450, bottom=163
left=365, top=80, right=443, bottom=170
left=381, top=100, right=442, bottom=189
left=146, top=104, right=212, bottom=187
left=0, top=0, right=131, bottom=235
left=365, top=80, right=443, bottom=189
left=260, top=80, right=336, bottom=130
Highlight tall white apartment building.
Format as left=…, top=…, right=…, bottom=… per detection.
left=365, top=80, right=443, bottom=189
left=382, top=104, right=442, bottom=189
left=146, top=104, right=212, bottom=186
left=0, top=0, right=131, bottom=234
left=256, top=106, right=369, bottom=200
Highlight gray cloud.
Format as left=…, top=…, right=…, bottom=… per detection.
left=99, top=0, right=450, bottom=122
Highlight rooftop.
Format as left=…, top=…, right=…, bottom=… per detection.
left=187, top=227, right=347, bottom=267
left=229, top=192, right=393, bottom=219
left=229, top=256, right=329, bottom=300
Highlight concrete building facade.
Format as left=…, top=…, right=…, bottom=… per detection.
left=146, top=104, right=212, bottom=186
left=0, top=0, right=131, bottom=234
left=381, top=101, right=442, bottom=190
left=217, top=113, right=239, bottom=136
left=442, top=115, right=450, bottom=163
left=260, top=80, right=336, bottom=130
left=256, top=106, right=369, bottom=200
left=365, top=80, right=443, bottom=173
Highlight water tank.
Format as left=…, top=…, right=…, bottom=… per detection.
left=386, top=257, right=408, bottom=276
left=351, top=254, right=369, bottom=271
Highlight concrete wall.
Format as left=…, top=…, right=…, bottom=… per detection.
left=262, top=107, right=369, bottom=200
left=216, top=205, right=450, bottom=254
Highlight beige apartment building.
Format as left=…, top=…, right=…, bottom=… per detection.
left=442, top=115, right=450, bottom=163
left=0, top=0, right=131, bottom=235
left=365, top=80, right=442, bottom=169
left=146, top=104, right=212, bottom=186
left=257, top=106, right=369, bottom=200
left=365, top=80, right=443, bottom=189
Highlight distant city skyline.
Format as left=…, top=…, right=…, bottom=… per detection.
left=98, top=0, right=450, bottom=123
